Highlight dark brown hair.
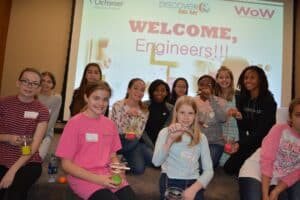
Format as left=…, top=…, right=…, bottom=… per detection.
left=125, top=78, right=148, bottom=112
left=85, top=80, right=112, bottom=98
left=41, top=71, right=56, bottom=89
left=18, top=67, right=42, bottom=83
left=289, top=98, right=300, bottom=119
left=78, top=63, right=102, bottom=98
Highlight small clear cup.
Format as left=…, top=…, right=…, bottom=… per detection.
left=111, top=168, right=122, bottom=186
left=21, top=135, right=32, bottom=155
left=164, top=187, right=184, bottom=200
left=224, top=135, right=234, bottom=154
left=125, top=131, right=136, bottom=140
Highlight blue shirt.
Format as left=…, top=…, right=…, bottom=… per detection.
left=152, top=127, right=213, bottom=188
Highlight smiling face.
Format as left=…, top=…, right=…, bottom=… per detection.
left=84, top=89, right=110, bottom=117
left=153, top=84, right=168, bottom=103
left=243, top=69, right=259, bottom=93
left=17, top=71, right=41, bottom=100
left=174, top=80, right=187, bottom=97
left=290, top=104, right=300, bottom=134
left=127, top=80, right=146, bottom=102
left=85, top=65, right=101, bottom=83
left=41, top=74, right=54, bottom=94
left=216, top=70, right=232, bottom=90
left=176, top=104, right=196, bottom=128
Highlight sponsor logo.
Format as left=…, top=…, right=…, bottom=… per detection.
left=159, top=0, right=209, bottom=16
left=234, top=6, right=275, bottom=19
left=89, top=0, right=123, bottom=9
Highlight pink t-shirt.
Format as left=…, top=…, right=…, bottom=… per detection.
left=260, top=124, right=300, bottom=186
left=56, top=113, right=128, bottom=200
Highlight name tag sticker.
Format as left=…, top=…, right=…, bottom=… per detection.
left=85, top=133, right=98, bottom=142
left=24, top=111, right=39, bottom=119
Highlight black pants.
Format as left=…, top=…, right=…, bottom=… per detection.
left=0, top=162, right=42, bottom=200
left=223, top=145, right=257, bottom=176
left=89, top=186, right=136, bottom=200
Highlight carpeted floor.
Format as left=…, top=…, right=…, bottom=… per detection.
left=27, top=134, right=240, bottom=200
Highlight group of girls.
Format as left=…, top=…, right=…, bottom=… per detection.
left=0, top=63, right=299, bottom=200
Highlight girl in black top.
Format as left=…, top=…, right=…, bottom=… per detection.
left=143, top=79, right=173, bottom=148
left=224, top=66, right=277, bottom=175
left=69, top=63, right=109, bottom=117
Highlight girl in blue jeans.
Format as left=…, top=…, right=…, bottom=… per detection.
left=152, top=96, right=213, bottom=200
left=111, top=78, right=153, bottom=174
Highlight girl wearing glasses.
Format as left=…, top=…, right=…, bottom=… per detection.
left=0, top=68, right=49, bottom=200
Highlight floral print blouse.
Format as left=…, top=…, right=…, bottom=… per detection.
left=111, top=100, right=149, bottom=139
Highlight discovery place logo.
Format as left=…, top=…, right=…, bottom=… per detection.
left=159, top=0, right=209, bottom=15
left=89, top=0, right=123, bottom=9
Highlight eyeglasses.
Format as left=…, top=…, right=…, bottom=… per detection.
left=19, top=79, right=40, bottom=88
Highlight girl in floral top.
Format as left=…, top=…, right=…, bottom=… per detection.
left=111, top=78, right=152, bottom=174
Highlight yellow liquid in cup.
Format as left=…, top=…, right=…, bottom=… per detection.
left=21, top=145, right=31, bottom=155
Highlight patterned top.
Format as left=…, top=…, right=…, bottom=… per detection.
left=194, top=95, right=227, bottom=145
left=261, top=124, right=300, bottom=186
left=110, top=100, right=149, bottom=139
left=222, top=96, right=239, bottom=141
left=0, top=96, right=49, bottom=167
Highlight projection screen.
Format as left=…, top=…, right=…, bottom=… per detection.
left=63, top=0, right=294, bottom=120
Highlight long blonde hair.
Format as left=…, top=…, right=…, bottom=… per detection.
left=171, top=96, right=201, bottom=146
left=215, top=66, right=235, bottom=101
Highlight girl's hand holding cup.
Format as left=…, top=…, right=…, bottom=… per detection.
left=228, top=108, right=242, bottom=119
left=167, top=123, right=186, bottom=142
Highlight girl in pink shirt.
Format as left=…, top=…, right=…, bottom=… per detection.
left=56, top=81, right=136, bottom=200
left=239, top=98, right=300, bottom=200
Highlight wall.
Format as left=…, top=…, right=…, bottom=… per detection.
left=0, top=0, right=12, bottom=93
left=295, top=0, right=300, bottom=98
left=1, top=0, right=72, bottom=96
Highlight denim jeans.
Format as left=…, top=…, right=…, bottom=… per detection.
left=119, top=137, right=153, bottom=174
left=209, top=144, right=223, bottom=168
left=239, top=177, right=300, bottom=200
left=159, top=173, right=204, bottom=200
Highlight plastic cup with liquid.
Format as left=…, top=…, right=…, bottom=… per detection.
left=21, top=135, right=32, bottom=155
left=224, top=135, right=234, bottom=154
left=164, top=187, right=184, bottom=200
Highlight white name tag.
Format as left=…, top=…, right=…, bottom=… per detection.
left=85, top=133, right=98, bottom=142
left=24, top=111, right=39, bottom=119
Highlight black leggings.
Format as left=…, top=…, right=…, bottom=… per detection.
left=89, top=186, right=137, bottom=200
left=224, top=145, right=257, bottom=176
left=0, top=162, right=42, bottom=200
